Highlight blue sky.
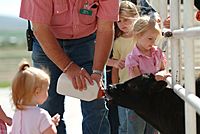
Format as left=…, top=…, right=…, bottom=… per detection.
left=0, top=0, right=21, bottom=17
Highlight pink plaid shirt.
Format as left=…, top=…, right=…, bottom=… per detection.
left=0, top=119, right=6, bottom=134
left=125, top=46, right=166, bottom=77
left=20, top=0, right=119, bottom=39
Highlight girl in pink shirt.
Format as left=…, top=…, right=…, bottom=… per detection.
left=126, top=16, right=170, bottom=81
left=10, top=60, right=60, bottom=134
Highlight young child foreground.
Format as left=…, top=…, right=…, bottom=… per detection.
left=10, top=60, right=60, bottom=134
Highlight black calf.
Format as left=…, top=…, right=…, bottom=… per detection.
left=106, top=74, right=200, bottom=134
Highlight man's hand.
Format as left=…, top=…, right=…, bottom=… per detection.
left=65, top=63, right=93, bottom=91
left=91, top=73, right=104, bottom=90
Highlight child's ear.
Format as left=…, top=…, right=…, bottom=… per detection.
left=34, top=88, right=41, bottom=95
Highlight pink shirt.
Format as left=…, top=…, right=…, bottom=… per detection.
left=0, top=119, right=6, bottom=133
left=20, top=0, right=119, bottom=39
left=125, top=46, right=166, bottom=77
left=10, top=106, right=53, bottom=134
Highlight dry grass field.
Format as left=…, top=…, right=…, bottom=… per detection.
left=0, top=46, right=32, bottom=85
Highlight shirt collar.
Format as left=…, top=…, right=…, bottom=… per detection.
left=133, top=45, right=158, bottom=57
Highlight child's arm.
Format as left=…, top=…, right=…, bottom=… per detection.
left=163, top=16, right=170, bottom=29
left=112, top=67, right=119, bottom=84
left=160, top=61, right=165, bottom=71
left=51, top=113, right=60, bottom=126
left=107, top=58, right=125, bottom=69
left=42, top=124, right=57, bottom=134
left=130, top=66, right=142, bottom=78
left=42, top=113, right=60, bottom=134
left=106, top=58, right=113, bottom=67
left=0, top=105, right=12, bottom=126
left=155, top=61, right=171, bottom=81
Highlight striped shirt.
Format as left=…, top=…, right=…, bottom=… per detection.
left=20, top=0, right=119, bottom=39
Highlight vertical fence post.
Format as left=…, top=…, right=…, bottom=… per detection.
left=150, top=0, right=159, bottom=12
left=183, top=0, right=196, bottom=134
left=170, top=0, right=182, bottom=86
left=159, top=0, right=169, bottom=72
left=159, top=0, right=168, bottom=25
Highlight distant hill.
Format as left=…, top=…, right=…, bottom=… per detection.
left=0, top=16, right=26, bottom=31
left=0, top=16, right=27, bottom=46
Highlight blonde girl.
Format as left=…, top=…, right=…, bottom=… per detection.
left=126, top=16, right=170, bottom=81
left=105, top=1, right=141, bottom=134
left=10, top=61, right=60, bottom=134
left=107, top=1, right=158, bottom=134
left=111, top=0, right=140, bottom=83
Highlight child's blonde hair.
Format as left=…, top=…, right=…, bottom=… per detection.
left=115, top=1, right=139, bottom=38
left=11, top=60, right=50, bottom=110
left=133, top=16, right=161, bottom=36
left=119, top=1, right=139, bottom=19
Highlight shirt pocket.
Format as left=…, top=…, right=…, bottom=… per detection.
left=53, top=2, right=68, bottom=14
left=51, top=2, right=68, bottom=26
left=78, top=0, right=99, bottom=25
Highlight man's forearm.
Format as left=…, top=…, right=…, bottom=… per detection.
left=32, top=23, right=71, bottom=71
left=93, top=20, right=114, bottom=71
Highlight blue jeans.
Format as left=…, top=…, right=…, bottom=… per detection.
left=105, top=68, right=120, bottom=134
left=118, top=106, right=157, bottom=134
left=32, top=33, right=110, bottom=134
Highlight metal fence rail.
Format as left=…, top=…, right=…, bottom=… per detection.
left=174, top=84, right=200, bottom=115
left=150, top=0, right=200, bottom=133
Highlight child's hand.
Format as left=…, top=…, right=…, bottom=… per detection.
left=52, top=113, right=60, bottom=126
left=163, top=16, right=170, bottom=29
left=153, top=12, right=161, bottom=27
left=5, top=117, right=12, bottom=126
left=113, top=59, right=125, bottom=69
left=155, top=70, right=171, bottom=81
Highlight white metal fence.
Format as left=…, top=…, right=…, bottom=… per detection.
left=148, top=0, right=200, bottom=134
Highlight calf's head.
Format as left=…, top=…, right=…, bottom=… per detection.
left=106, top=74, right=167, bottom=97
left=105, top=74, right=168, bottom=111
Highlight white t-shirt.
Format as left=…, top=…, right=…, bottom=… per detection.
left=10, top=106, right=53, bottom=134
